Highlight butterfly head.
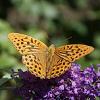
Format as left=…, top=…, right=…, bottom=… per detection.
left=48, top=44, right=56, bottom=55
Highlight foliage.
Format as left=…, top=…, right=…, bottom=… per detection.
left=0, top=0, right=100, bottom=100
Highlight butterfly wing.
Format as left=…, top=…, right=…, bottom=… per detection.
left=22, top=53, right=46, bottom=79
left=55, top=44, right=94, bottom=62
left=8, top=33, right=48, bottom=55
left=46, top=54, right=71, bottom=79
left=8, top=33, right=48, bottom=79
left=47, top=44, right=94, bottom=79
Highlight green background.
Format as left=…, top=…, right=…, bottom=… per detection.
left=0, top=0, right=100, bottom=100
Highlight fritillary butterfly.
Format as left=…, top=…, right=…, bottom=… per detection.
left=8, top=33, right=94, bottom=79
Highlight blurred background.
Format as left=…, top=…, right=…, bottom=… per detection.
left=0, top=0, right=100, bottom=100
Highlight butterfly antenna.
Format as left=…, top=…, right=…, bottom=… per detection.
left=50, top=40, right=54, bottom=44
left=62, top=36, right=72, bottom=43
left=48, top=36, right=72, bottom=45
left=48, top=38, right=54, bottom=44
left=66, top=36, right=72, bottom=40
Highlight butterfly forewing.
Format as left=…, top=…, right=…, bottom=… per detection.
left=55, top=44, right=94, bottom=62
left=8, top=33, right=48, bottom=55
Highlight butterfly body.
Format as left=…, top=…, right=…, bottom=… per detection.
left=8, top=33, right=94, bottom=79
left=46, top=44, right=55, bottom=68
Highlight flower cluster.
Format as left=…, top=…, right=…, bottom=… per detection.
left=12, top=63, right=100, bottom=100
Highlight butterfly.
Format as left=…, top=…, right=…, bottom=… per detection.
left=8, top=33, right=94, bottom=79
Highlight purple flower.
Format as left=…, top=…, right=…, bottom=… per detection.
left=12, top=63, right=100, bottom=100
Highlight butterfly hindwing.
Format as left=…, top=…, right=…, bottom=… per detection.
left=46, top=54, right=71, bottom=79
left=22, top=53, right=46, bottom=79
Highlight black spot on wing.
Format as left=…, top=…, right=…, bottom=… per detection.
left=35, top=65, right=37, bottom=68
left=31, top=38, right=33, bottom=43
left=17, top=43, right=19, bottom=46
left=21, top=42, right=23, bottom=44
left=30, top=59, right=33, bottom=62
left=34, top=40, right=37, bottom=43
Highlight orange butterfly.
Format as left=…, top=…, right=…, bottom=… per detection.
left=8, top=33, right=94, bottom=79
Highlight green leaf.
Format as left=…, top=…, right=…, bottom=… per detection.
left=0, top=78, right=9, bottom=86
left=96, top=97, right=100, bottom=100
left=94, top=33, right=100, bottom=48
left=0, top=20, right=13, bottom=33
left=67, top=20, right=87, bottom=35
left=0, top=53, right=17, bottom=69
